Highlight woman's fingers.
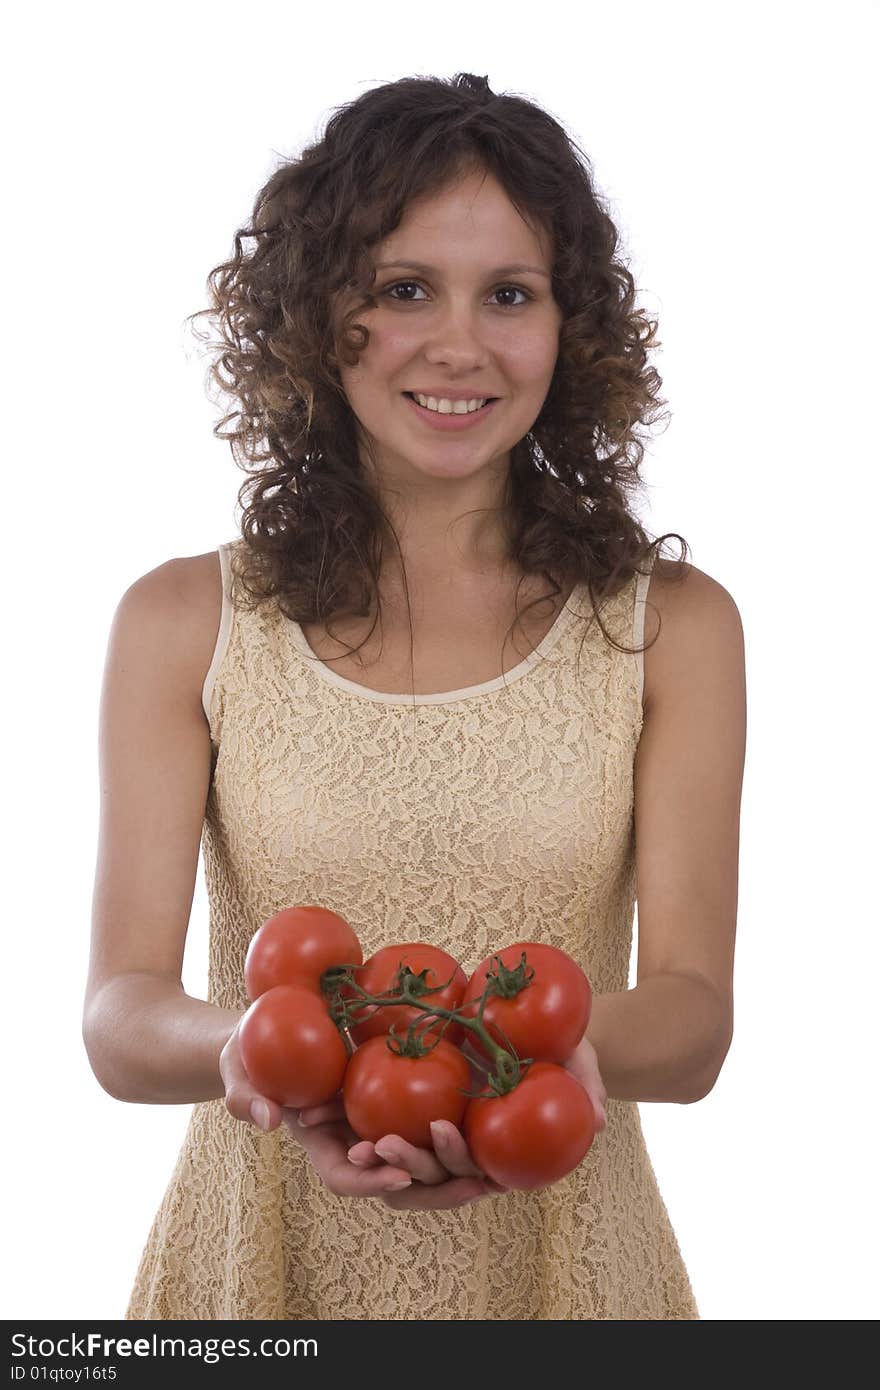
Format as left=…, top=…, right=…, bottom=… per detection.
left=298, top=1122, right=415, bottom=1196
left=562, top=1036, right=608, bottom=1130
left=296, top=1094, right=347, bottom=1127
left=219, top=1022, right=285, bottom=1132
left=284, top=1110, right=511, bottom=1206
left=427, top=1120, right=489, bottom=1177
left=427, top=1120, right=509, bottom=1195
left=362, top=1120, right=502, bottom=1187
left=346, top=1139, right=385, bottom=1167
left=224, top=1083, right=283, bottom=1131
left=369, top=1134, right=449, bottom=1185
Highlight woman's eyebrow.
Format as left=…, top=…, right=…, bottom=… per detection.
left=374, top=259, right=550, bottom=278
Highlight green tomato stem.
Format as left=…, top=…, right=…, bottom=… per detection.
left=321, top=963, right=531, bottom=1095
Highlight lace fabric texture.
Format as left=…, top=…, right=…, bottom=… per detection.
left=126, top=539, right=699, bottom=1320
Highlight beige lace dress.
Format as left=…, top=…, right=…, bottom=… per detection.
left=125, top=538, right=699, bottom=1320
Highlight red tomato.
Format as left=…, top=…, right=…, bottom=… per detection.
left=244, top=904, right=362, bottom=1002
left=343, top=1034, right=471, bottom=1147
left=238, top=984, right=348, bottom=1107
left=348, top=943, right=467, bottom=1047
left=463, top=1062, right=597, bottom=1190
left=460, top=942, right=592, bottom=1065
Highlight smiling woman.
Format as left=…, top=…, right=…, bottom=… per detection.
left=335, top=165, right=561, bottom=482
left=85, top=71, right=744, bottom=1325
left=182, top=71, right=685, bottom=675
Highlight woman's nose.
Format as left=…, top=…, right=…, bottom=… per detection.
left=422, top=306, right=490, bottom=365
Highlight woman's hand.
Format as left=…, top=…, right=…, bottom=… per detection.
left=297, top=1041, right=509, bottom=1210
left=219, top=1017, right=416, bottom=1199
left=298, top=1096, right=508, bottom=1209
left=560, top=1033, right=608, bottom=1131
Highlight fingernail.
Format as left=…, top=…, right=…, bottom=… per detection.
left=347, top=1150, right=366, bottom=1166
left=296, top=1114, right=311, bottom=1127
left=250, top=1099, right=271, bottom=1131
left=385, top=1179, right=411, bottom=1190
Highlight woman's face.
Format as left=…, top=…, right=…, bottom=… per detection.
left=334, top=166, right=562, bottom=494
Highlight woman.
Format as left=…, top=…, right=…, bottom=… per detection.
left=83, top=72, right=746, bottom=1319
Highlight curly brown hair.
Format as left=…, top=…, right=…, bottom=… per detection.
left=186, top=71, right=689, bottom=680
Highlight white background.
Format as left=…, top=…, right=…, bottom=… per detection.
left=4, top=0, right=878, bottom=1322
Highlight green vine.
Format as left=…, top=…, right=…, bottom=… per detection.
left=320, top=955, right=535, bottom=1098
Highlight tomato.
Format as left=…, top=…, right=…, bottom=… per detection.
left=348, top=943, right=467, bottom=1047
left=460, top=942, right=592, bottom=1065
left=244, top=904, right=362, bottom=1002
left=238, top=984, right=349, bottom=1107
left=463, top=1062, right=597, bottom=1190
left=343, top=1034, right=472, bottom=1147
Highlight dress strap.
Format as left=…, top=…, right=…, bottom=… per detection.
left=201, top=542, right=236, bottom=725
left=632, top=553, right=657, bottom=710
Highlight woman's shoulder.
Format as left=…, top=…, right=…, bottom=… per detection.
left=122, top=549, right=225, bottom=715
left=647, top=557, right=740, bottom=618
left=642, top=558, right=742, bottom=712
left=177, top=547, right=225, bottom=614
left=177, top=550, right=227, bottom=708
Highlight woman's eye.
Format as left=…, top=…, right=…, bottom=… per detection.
left=383, top=281, right=530, bottom=308
left=384, top=281, right=425, bottom=303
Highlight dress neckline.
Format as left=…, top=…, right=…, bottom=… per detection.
left=284, top=583, right=588, bottom=707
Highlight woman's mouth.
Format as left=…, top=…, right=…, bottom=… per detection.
left=402, top=392, right=499, bottom=431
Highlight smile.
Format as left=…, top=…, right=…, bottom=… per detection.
left=403, top=392, right=499, bottom=431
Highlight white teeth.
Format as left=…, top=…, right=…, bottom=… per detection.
left=412, top=393, right=488, bottom=414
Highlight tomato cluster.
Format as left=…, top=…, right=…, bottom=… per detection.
left=239, top=904, right=599, bottom=1191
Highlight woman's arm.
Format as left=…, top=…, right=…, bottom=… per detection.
left=587, top=563, right=746, bottom=1105
left=585, top=971, right=731, bottom=1104
left=84, top=971, right=240, bottom=1103
left=82, top=555, right=232, bottom=1103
